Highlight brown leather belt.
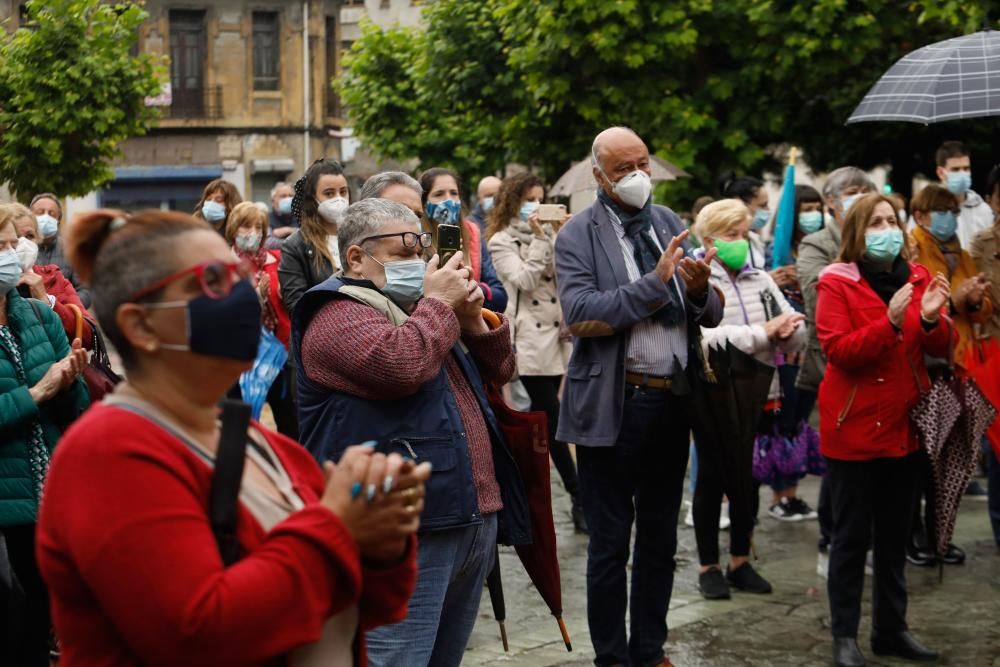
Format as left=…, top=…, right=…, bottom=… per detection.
left=625, top=372, right=673, bottom=390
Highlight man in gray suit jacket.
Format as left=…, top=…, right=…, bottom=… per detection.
left=555, top=127, right=723, bottom=667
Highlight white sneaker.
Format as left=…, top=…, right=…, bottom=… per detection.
left=719, top=502, right=731, bottom=530
left=817, top=552, right=829, bottom=579
left=684, top=501, right=695, bottom=528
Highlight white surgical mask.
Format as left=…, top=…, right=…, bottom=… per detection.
left=601, top=168, right=652, bottom=209
left=318, top=197, right=349, bottom=225
left=16, top=236, right=38, bottom=272
left=37, top=214, right=58, bottom=239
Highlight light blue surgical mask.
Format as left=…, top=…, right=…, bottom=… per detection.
left=482, top=196, right=495, bottom=212
left=201, top=200, right=227, bottom=223
left=946, top=171, right=972, bottom=195
left=368, top=253, right=426, bottom=308
left=519, top=201, right=540, bottom=222
left=425, top=199, right=461, bottom=226
left=841, top=193, right=861, bottom=215
left=0, top=249, right=21, bottom=295
left=798, top=211, right=823, bottom=234
left=751, top=208, right=770, bottom=230
left=928, top=211, right=958, bottom=242
left=864, top=228, right=904, bottom=262
left=277, top=196, right=293, bottom=215
left=36, top=214, right=58, bottom=239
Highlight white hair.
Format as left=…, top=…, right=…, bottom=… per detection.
left=338, top=198, right=419, bottom=268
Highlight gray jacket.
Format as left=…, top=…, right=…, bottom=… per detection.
left=554, top=201, right=723, bottom=447
left=795, top=222, right=841, bottom=392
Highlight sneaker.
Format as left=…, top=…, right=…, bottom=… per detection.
left=768, top=497, right=803, bottom=522
left=684, top=501, right=695, bottom=528
left=726, top=562, right=773, bottom=594
left=719, top=502, right=731, bottom=530
left=788, top=497, right=818, bottom=520
left=817, top=551, right=829, bottom=579
left=965, top=479, right=988, bottom=500
left=698, top=567, right=731, bottom=600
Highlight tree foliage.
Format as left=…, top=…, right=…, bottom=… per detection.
left=0, top=0, right=163, bottom=198
left=338, top=1, right=996, bottom=203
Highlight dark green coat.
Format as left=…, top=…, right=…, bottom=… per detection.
left=0, top=291, right=90, bottom=526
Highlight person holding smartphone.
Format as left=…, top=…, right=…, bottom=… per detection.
left=486, top=173, right=585, bottom=533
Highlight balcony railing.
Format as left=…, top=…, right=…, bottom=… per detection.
left=164, top=85, right=223, bottom=120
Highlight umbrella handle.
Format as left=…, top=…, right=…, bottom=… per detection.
left=557, top=616, right=572, bottom=652
left=498, top=620, right=509, bottom=653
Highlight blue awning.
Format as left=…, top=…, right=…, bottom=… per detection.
left=112, top=166, right=223, bottom=182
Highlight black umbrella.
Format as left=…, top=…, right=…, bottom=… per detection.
left=687, top=341, right=775, bottom=550
left=485, top=547, right=508, bottom=652
left=848, top=30, right=1000, bottom=124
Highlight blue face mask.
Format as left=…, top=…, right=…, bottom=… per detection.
left=519, top=201, right=540, bottom=222
left=751, top=208, right=770, bottom=230
left=36, top=214, right=58, bottom=239
left=482, top=196, right=495, bottom=212
left=798, top=211, right=823, bottom=234
left=0, top=249, right=21, bottom=295
left=369, top=254, right=426, bottom=308
left=276, top=196, right=293, bottom=216
left=864, top=228, right=904, bottom=262
left=425, top=199, right=461, bottom=226
left=201, top=200, right=227, bottom=223
left=841, top=193, right=861, bottom=215
left=928, top=211, right=958, bottom=242
left=946, top=171, right=972, bottom=195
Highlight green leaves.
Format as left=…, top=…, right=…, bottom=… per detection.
left=0, top=0, right=163, bottom=198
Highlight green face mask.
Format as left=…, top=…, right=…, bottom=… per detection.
left=713, top=238, right=750, bottom=271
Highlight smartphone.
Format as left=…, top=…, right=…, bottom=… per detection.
left=537, top=203, right=567, bottom=222
left=437, top=223, right=462, bottom=264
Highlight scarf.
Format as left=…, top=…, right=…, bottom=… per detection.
left=234, top=245, right=271, bottom=274
left=858, top=256, right=911, bottom=306
left=234, top=245, right=279, bottom=333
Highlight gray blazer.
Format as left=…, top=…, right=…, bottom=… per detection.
left=554, top=201, right=723, bottom=447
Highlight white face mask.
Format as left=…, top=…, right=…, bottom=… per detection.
left=317, top=197, right=349, bottom=225
left=16, top=236, right=38, bottom=272
left=595, top=156, right=652, bottom=209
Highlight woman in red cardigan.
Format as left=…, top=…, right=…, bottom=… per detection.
left=816, top=193, right=950, bottom=667
left=37, top=208, right=427, bottom=667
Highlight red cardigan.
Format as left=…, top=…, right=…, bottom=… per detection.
left=37, top=403, right=416, bottom=667
left=816, top=262, right=952, bottom=461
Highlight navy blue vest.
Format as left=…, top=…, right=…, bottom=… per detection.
left=293, top=277, right=530, bottom=545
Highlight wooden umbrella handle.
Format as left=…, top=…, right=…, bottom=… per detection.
left=65, top=303, right=84, bottom=342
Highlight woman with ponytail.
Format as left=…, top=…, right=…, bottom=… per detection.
left=36, top=208, right=424, bottom=666
left=278, top=158, right=350, bottom=314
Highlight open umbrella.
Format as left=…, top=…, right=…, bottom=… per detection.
left=549, top=155, right=689, bottom=197
left=238, top=328, right=288, bottom=421
left=848, top=30, right=1000, bottom=124
left=485, top=390, right=572, bottom=652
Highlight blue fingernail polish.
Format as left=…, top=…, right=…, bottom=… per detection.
left=383, top=476, right=394, bottom=494
left=366, top=484, right=377, bottom=502
left=362, top=440, right=378, bottom=448
left=426, top=462, right=433, bottom=472
left=350, top=482, right=362, bottom=499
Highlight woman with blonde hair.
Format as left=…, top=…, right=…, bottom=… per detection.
left=690, top=199, right=806, bottom=600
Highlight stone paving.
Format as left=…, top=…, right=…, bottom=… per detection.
left=463, top=474, right=1000, bottom=666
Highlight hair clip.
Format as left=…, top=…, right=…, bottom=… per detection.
left=109, top=217, right=127, bottom=231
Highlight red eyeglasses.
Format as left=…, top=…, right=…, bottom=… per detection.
left=129, top=260, right=254, bottom=302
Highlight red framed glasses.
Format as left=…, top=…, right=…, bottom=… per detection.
left=129, top=260, right=254, bottom=302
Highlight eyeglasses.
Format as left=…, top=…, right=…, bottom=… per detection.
left=360, top=231, right=433, bottom=249
left=129, top=260, right=254, bottom=302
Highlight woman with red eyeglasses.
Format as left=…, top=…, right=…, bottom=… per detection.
left=36, top=209, right=426, bottom=666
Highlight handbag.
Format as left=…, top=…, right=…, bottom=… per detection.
left=65, top=304, right=121, bottom=401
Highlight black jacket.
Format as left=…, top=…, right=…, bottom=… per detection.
left=278, top=231, right=335, bottom=315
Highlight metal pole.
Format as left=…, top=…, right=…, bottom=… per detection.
left=303, top=0, right=311, bottom=169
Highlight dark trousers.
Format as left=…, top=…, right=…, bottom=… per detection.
left=520, top=375, right=579, bottom=497
left=908, top=451, right=937, bottom=550
left=985, top=439, right=1000, bottom=546
left=1, top=524, right=49, bottom=667
left=692, top=431, right=753, bottom=566
left=826, top=453, right=919, bottom=639
left=577, top=387, right=690, bottom=667
left=818, top=474, right=833, bottom=549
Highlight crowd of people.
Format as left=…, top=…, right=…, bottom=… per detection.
left=0, top=126, right=995, bottom=667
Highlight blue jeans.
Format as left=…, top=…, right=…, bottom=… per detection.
left=984, top=438, right=1000, bottom=546
left=366, top=514, right=498, bottom=666
left=577, top=387, right=690, bottom=666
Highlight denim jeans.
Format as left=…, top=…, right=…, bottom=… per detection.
left=984, top=438, right=1000, bottom=546
left=577, top=387, right=690, bottom=666
left=366, top=514, right=498, bottom=667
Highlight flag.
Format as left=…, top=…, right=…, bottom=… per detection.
left=770, top=150, right=798, bottom=269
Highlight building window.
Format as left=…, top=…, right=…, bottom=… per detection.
left=342, top=0, right=365, bottom=6
left=169, top=10, right=208, bottom=118
left=252, top=12, right=280, bottom=91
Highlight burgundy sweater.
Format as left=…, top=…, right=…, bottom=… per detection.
left=301, top=296, right=515, bottom=514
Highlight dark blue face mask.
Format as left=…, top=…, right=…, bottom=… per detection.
left=146, top=279, right=262, bottom=362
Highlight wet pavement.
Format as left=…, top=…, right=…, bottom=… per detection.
left=463, top=473, right=1000, bottom=666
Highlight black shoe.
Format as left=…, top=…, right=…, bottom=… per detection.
left=571, top=497, right=589, bottom=535
left=726, top=562, right=772, bottom=594
left=833, top=637, right=866, bottom=667
left=871, top=631, right=938, bottom=661
left=906, top=544, right=937, bottom=567
left=941, top=543, right=965, bottom=565
left=698, top=568, right=731, bottom=600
